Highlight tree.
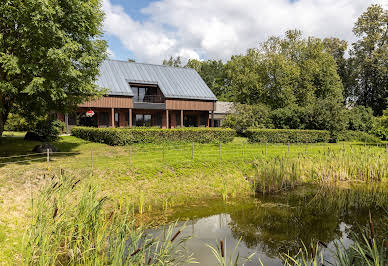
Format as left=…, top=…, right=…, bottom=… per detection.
left=0, top=0, right=107, bottom=136
left=186, top=59, right=229, bottom=100
left=322, top=38, right=355, bottom=101
left=162, top=56, right=183, bottom=67
left=225, top=30, right=344, bottom=109
left=350, top=4, right=388, bottom=115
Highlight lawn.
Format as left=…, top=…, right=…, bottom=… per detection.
left=0, top=132, right=387, bottom=264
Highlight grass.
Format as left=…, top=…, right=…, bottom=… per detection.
left=0, top=132, right=387, bottom=264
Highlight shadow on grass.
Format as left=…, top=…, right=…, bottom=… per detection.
left=0, top=133, right=82, bottom=168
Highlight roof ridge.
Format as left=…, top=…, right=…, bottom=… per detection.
left=106, top=58, right=196, bottom=71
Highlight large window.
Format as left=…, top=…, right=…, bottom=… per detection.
left=132, top=85, right=160, bottom=103
left=135, top=114, right=153, bottom=127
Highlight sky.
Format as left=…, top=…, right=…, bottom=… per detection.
left=102, top=0, right=386, bottom=64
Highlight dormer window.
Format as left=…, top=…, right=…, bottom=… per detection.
left=130, top=83, right=164, bottom=103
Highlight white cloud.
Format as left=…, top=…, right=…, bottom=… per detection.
left=107, top=48, right=115, bottom=58
left=102, top=0, right=386, bottom=63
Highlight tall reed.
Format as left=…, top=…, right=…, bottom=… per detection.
left=23, top=174, right=195, bottom=265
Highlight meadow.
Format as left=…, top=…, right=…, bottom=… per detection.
left=0, top=132, right=387, bottom=264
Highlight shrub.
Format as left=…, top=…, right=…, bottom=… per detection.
left=33, top=119, right=65, bottom=141
left=71, top=127, right=236, bottom=145
left=245, top=129, right=331, bottom=143
left=345, top=106, right=374, bottom=132
left=338, top=130, right=381, bottom=143
left=223, top=104, right=272, bottom=134
left=4, top=113, right=29, bottom=131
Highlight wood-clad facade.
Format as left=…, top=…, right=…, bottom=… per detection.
left=60, top=60, right=218, bottom=132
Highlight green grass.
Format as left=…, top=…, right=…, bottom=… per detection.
left=0, top=132, right=387, bottom=264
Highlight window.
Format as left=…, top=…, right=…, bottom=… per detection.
left=135, top=114, right=153, bottom=127
left=114, top=112, right=120, bottom=127
left=98, top=112, right=109, bottom=127
left=200, top=113, right=208, bottom=127
left=136, top=114, right=144, bottom=127
left=132, top=85, right=160, bottom=102
left=184, top=114, right=198, bottom=127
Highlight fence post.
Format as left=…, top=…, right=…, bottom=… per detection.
left=192, top=142, right=194, bottom=160
left=129, top=146, right=132, bottom=167
left=91, top=150, right=93, bottom=175
left=288, top=142, right=290, bottom=156
left=242, top=142, right=245, bottom=157
left=163, top=143, right=165, bottom=162
left=47, top=148, right=50, bottom=169
left=219, top=142, right=221, bottom=160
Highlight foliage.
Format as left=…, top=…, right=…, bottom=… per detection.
left=223, top=104, right=272, bottom=133
left=3, top=113, right=29, bottom=131
left=33, top=119, right=65, bottom=141
left=350, top=4, right=388, bottom=115
left=0, top=0, right=107, bottom=136
left=224, top=30, right=344, bottom=109
left=337, top=130, right=381, bottom=143
left=186, top=59, right=229, bottom=100
left=346, top=106, right=375, bottom=132
left=71, top=127, right=236, bottom=145
left=162, top=56, right=183, bottom=67
left=245, top=129, right=331, bottom=143
left=23, top=174, right=195, bottom=265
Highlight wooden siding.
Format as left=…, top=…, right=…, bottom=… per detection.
left=165, top=99, right=214, bottom=111
left=78, top=96, right=133, bottom=108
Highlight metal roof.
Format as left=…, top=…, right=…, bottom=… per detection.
left=96, top=59, right=217, bottom=101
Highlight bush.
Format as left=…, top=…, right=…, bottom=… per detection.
left=71, top=127, right=236, bottom=145
left=33, top=119, right=65, bottom=141
left=4, top=113, right=29, bottom=131
left=338, top=130, right=381, bottom=143
left=346, top=106, right=374, bottom=132
left=223, top=104, right=272, bottom=134
left=245, top=129, right=331, bottom=143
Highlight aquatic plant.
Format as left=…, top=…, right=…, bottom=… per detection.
left=23, top=174, right=195, bottom=265
left=207, top=238, right=256, bottom=266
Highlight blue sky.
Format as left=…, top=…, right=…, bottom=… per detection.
left=102, top=0, right=385, bottom=64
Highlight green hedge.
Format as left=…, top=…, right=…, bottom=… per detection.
left=338, top=130, right=381, bottom=143
left=245, top=129, right=331, bottom=143
left=71, top=127, right=236, bottom=145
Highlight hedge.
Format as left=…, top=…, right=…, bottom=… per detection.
left=245, top=129, right=331, bottom=143
left=71, top=127, right=236, bottom=145
left=337, top=130, right=381, bottom=143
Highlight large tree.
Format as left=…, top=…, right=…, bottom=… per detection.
left=350, top=4, right=388, bottom=115
left=225, top=30, right=344, bottom=109
left=0, top=0, right=107, bottom=136
left=186, top=59, right=229, bottom=100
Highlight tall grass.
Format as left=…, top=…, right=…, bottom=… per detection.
left=252, top=149, right=388, bottom=193
left=23, top=173, right=195, bottom=265
left=281, top=212, right=388, bottom=266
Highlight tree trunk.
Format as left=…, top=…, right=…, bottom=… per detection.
left=0, top=97, right=11, bottom=138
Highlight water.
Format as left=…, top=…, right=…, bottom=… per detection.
left=156, top=184, right=388, bottom=265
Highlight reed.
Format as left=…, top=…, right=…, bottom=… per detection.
left=22, top=174, right=196, bottom=265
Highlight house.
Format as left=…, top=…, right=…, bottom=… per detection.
left=60, top=59, right=217, bottom=131
left=211, top=102, right=235, bottom=127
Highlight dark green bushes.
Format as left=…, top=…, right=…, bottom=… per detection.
left=71, top=127, right=236, bottom=145
left=245, top=129, right=331, bottom=143
left=246, top=128, right=381, bottom=143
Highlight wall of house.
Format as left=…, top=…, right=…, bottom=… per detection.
left=79, top=96, right=133, bottom=108
left=165, top=99, right=214, bottom=111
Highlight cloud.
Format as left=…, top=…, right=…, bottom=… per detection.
left=107, top=48, right=115, bottom=58
left=102, top=0, right=386, bottom=63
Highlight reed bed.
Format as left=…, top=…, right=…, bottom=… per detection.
left=252, top=149, right=388, bottom=194
left=23, top=173, right=195, bottom=265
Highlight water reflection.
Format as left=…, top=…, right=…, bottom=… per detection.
left=164, top=184, right=388, bottom=265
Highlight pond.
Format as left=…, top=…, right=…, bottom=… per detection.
left=156, top=184, right=388, bottom=265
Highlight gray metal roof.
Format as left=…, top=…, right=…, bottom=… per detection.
left=96, top=59, right=217, bottom=101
